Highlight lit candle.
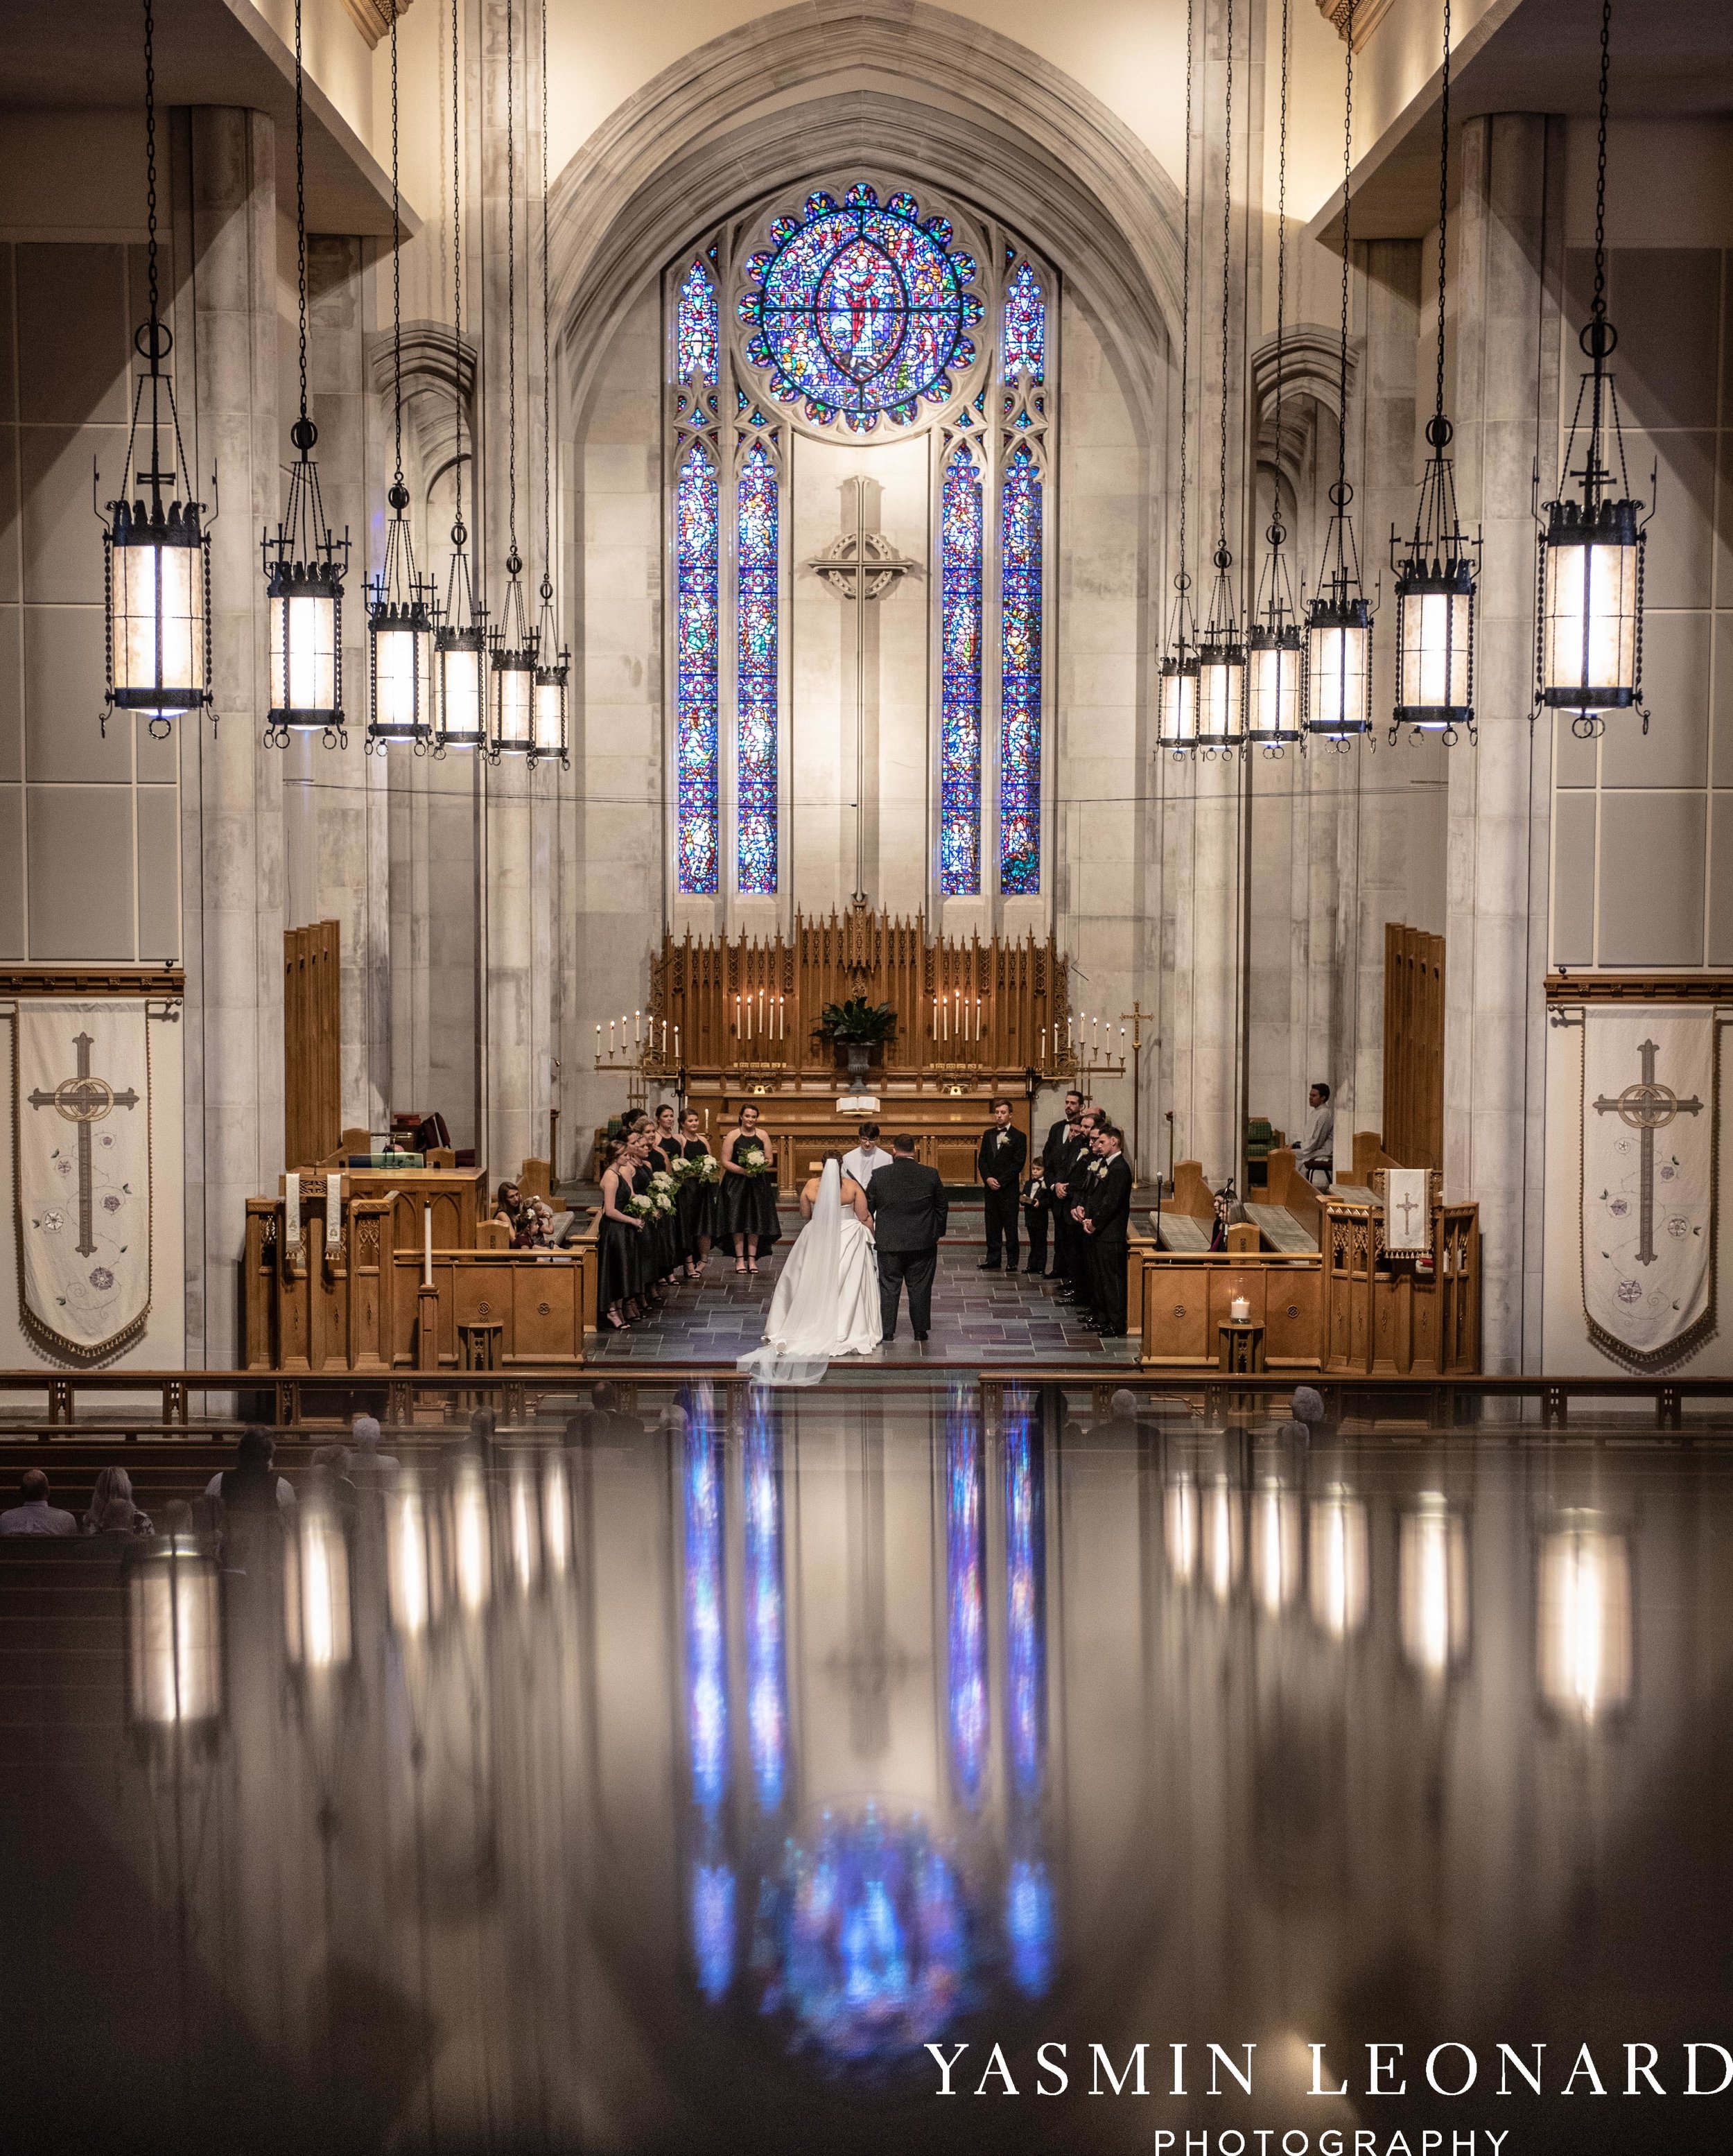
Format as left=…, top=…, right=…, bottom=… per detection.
left=609, top=1019, right=616, bottom=1053
left=674, top=1026, right=681, bottom=1058
left=661, top=1018, right=668, bottom=1055
left=422, top=1200, right=433, bottom=1289
left=1068, top=1016, right=1074, bottom=1047
left=634, top=1009, right=641, bottom=1044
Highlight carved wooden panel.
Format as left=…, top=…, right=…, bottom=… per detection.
left=1382, top=921, right=1445, bottom=1170
left=284, top=920, right=341, bottom=1171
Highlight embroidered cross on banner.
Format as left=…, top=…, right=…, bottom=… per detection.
left=1395, top=1190, right=1422, bottom=1241
left=26, top=1032, right=140, bottom=1258
left=1592, top=1036, right=1702, bottom=1267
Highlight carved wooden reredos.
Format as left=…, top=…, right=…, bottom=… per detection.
left=650, top=901, right=1070, bottom=1074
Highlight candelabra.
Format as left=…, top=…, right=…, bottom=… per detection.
left=593, top=1010, right=681, bottom=1110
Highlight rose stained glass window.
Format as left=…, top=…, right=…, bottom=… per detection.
left=676, top=446, right=720, bottom=896
left=740, top=184, right=983, bottom=432
left=999, top=443, right=1043, bottom=895
left=939, top=450, right=983, bottom=896
left=677, top=257, right=719, bottom=385
left=1003, top=261, right=1045, bottom=384
left=736, top=441, right=778, bottom=896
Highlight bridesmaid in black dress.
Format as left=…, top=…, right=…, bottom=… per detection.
left=675, top=1106, right=714, bottom=1279
left=718, top=1102, right=780, bottom=1274
left=627, top=1139, right=669, bottom=1309
left=595, top=1137, right=647, bottom=1330
left=647, top=1103, right=684, bottom=1285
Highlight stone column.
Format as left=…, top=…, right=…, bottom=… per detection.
left=173, top=107, right=283, bottom=1371
left=479, top=0, right=536, bottom=1183
left=1342, top=238, right=1430, bottom=1162
left=283, top=234, right=391, bottom=1135
left=1445, top=114, right=1562, bottom=1371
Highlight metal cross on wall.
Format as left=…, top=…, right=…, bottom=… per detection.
left=808, top=476, right=917, bottom=904
left=1592, top=1036, right=1702, bottom=1266
left=26, top=1032, right=140, bottom=1257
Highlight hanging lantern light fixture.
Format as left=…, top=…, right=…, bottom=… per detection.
left=263, top=0, right=349, bottom=750
left=1391, top=0, right=1479, bottom=745
left=366, top=5, right=434, bottom=753
left=488, top=0, right=537, bottom=760
left=1305, top=0, right=1374, bottom=748
left=530, top=0, right=569, bottom=770
left=99, top=0, right=214, bottom=740
left=434, top=0, right=489, bottom=754
left=1195, top=0, right=1244, bottom=760
left=1244, top=0, right=1303, bottom=756
left=1535, top=0, right=1650, bottom=740
left=1157, top=0, right=1199, bottom=760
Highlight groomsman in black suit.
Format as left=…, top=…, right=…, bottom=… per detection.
left=1039, top=1091, right=1086, bottom=1285
left=1053, top=1107, right=1100, bottom=1306
left=1079, top=1122, right=1134, bottom=1337
left=976, top=1098, right=1028, bottom=1271
left=866, top=1136, right=950, bottom=1344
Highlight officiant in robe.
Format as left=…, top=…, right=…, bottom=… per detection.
left=1080, top=1124, right=1133, bottom=1337
left=977, top=1099, right=1028, bottom=1271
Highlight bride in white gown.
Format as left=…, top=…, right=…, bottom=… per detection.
left=738, top=1157, right=881, bottom=1384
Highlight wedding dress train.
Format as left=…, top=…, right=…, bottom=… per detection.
left=737, top=1160, right=880, bottom=1385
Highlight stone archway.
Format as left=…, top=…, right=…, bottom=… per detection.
left=543, top=0, right=1185, bottom=437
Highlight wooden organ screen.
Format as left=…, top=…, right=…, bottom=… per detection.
left=284, top=919, right=341, bottom=1170
left=1382, top=921, right=1445, bottom=1170
left=647, top=907, right=1070, bottom=1075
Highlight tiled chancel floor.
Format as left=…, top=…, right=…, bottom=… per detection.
left=586, top=1224, right=1138, bottom=1366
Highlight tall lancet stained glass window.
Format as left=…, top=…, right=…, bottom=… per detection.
left=677, top=257, right=720, bottom=385
left=1000, top=440, right=1043, bottom=896
left=1003, top=261, right=1045, bottom=384
left=676, top=446, right=721, bottom=896
left=939, top=449, right=984, bottom=896
left=736, top=441, right=778, bottom=894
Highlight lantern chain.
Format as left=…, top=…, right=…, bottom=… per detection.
left=452, top=0, right=464, bottom=546
left=392, top=1, right=403, bottom=487
left=1175, top=0, right=1194, bottom=608
left=1338, top=0, right=1354, bottom=505
left=505, top=0, right=519, bottom=566
left=541, top=0, right=552, bottom=599
left=294, top=0, right=308, bottom=431
left=1592, top=0, right=1611, bottom=322
left=1218, top=0, right=1234, bottom=568
left=1434, top=0, right=1451, bottom=433
left=1272, top=0, right=1288, bottom=517
left=142, top=0, right=159, bottom=331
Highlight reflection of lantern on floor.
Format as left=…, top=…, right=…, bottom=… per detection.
left=1204, top=1477, right=1244, bottom=1606
left=1399, top=1495, right=1470, bottom=1678
left=448, top=1460, right=494, bottom=1618
left=541, top=1452, right=572, bottom=1581
left=386, top=1475, right=447, bottom=1641
left=1308, top=1490, right=1368, bottom=1640
left=1251, top=1483, right=1302, bottom=1616
left=1538, top=1516, right=1632, bottom=1722
left=1164, top=1472, right=1199, bottom=1585
left=284, top=1504, right=354, bottom=1674
left=126, top=1538, right=223, bottom=1731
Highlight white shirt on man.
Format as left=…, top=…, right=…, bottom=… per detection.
left=1300, top=1099, right=1334, bottom=1168
left=842, top=1143, right=893, bottom=1188
left=0, top=1497, right=78, bottom=1537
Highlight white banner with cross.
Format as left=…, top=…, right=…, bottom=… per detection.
left=12, top=1000, right=153, bottom=1362
left=1580, top=1008, right=1718, bottom=1368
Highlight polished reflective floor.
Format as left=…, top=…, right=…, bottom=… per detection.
left=12, top=1387, right=1733, bottom=2155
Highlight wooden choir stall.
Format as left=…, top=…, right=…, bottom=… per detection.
left=243, top=1171, right=598, bottom=1383
left=606, top=900, right=1094, bottom=1185
left=1124, top=1138, right=1480, bottom=1376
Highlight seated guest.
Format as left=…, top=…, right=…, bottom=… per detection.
left=346, top=1412, right=400, bottom=1475
left=0, top=1468, right=78, bottom=1537
left=493, top=1179, right=531, bottom=1245
left=1298, top=1082, right=1334, bottom=1185
left=203, top=1427, right=297, bottom=1511
left=83, top=1465, right=153, bottom=1538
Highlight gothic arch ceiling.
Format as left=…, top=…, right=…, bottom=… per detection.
left=544, top=0, right=1185, bottom=441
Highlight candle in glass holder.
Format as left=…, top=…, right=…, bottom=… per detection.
left=1230, top=1294, right=1251, bottom=1323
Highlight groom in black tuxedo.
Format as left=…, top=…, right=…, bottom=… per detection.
left=866, top=1135, right=948, bottom=1344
